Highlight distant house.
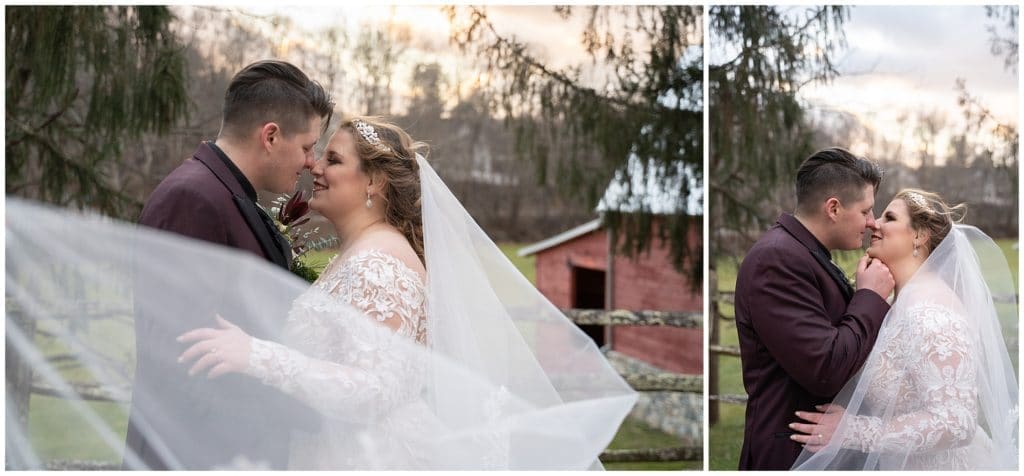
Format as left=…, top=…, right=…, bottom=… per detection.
left=519, top=215, right=702, bottom=439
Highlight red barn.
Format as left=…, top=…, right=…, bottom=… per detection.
left=519, top=217, right=702, bottom=375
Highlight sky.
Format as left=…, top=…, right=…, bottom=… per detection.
left=230, top=4, right=1016, bottom=168
left=219, top=5, right=704, bottom=116
left=229, top=5, right=631, bottom=112
left=240, top=5, right=642, bottom=69
left=799, top=5, right=1018, bottom=166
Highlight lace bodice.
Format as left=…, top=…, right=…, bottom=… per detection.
left=839, top=299, right=987, bottom=468
left=312, top=249, right=428, bottom=345
left=243, top=248, right=428, bottom=425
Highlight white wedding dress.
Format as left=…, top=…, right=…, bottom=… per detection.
left=794, top=225, right=1018, bottom=470
left=835, top=287, right=993, bottom=469
left=245, top=249, right=443, bottom=469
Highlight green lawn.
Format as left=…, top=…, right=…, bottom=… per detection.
left=605, top=419, right=702, bottom=470
left=28, top=396, right=128, bottom=463
left=25, top=242, right=694, bottom=469
left=709, top=238, right=1019, bottom=471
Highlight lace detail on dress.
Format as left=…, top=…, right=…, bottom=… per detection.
left=317, top=249, right=428, bottom=345
left=242, top=248, right=428, bottom=429
left=840, top=300, right=979, bottom=462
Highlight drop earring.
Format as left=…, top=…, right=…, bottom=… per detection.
left=365, top=192, right=373, bottom=209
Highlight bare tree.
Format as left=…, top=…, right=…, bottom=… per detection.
left=352, top=19, right=411, bottom=115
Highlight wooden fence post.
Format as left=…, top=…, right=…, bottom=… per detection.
left=708, top=268, right=720, bottom=425
left=6, top=305, right=36, bottom=469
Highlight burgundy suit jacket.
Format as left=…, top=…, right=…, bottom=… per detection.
left=124, top=142, right=312, bottom=469
left=734, top=213, right=889, bottom=470
left=136, top=142, right=290, bottom=269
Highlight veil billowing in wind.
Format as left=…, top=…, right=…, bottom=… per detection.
left=5, top=153, right=637, bottom=469
left=793, top=224, right=1018, bottom=470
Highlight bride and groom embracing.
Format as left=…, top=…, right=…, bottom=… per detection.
left=6, top=60, right=636, bottom=470
left=735, top=148, right=1018, bottom=470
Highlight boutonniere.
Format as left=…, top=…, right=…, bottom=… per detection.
left=269, top=189, right=338, bottom=282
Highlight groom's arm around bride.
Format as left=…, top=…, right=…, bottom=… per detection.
left=733, top=148, right=895, bottom=470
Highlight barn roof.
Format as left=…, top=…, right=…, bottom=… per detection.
left=596, top=154, right=701, bottom=215
left=517, top=218, right=602, bottom=257
left=518, top=156, right=700, bottom=258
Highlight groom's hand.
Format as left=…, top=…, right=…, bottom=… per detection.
left=855, top=254, right=894, bottom=299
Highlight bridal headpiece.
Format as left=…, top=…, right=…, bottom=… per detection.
left=352, top=119, right=393, bottom=153
left=903, top=190, right=928, bottom=210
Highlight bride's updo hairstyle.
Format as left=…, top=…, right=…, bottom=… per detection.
left=339, top=116, right=428, bottom=263
left=895, top=188, right=967, bottom=254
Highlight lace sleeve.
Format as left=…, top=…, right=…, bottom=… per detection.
left=245, top=336, right=405, bottom=424
left=840, top=302, right=978, bottom=453
left=242, top=251, right=427, bottom=423
left=325, top=250, right=428, bottom=344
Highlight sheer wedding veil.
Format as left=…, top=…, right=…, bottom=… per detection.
left=793, top=224, right=1018, bottom=470
left=5, top=154, right=637, bottom=469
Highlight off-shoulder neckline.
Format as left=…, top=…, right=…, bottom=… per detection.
left=325, top=248, right=426, bottom=287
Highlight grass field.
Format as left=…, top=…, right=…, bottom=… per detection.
left=25, top=242, right=694, bottom=470
left=709, top=238, right=1019, bottom=470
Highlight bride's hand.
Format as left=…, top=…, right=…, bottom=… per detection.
left=789, top=404, right=845, bottom=453
left=177, top=314, right=252, bottom=379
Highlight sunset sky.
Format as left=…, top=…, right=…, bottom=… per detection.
left=222, top=5, right=637, bottom=113
left=798, top=5, right=1017, bottom=166
left=219, top=4, right=1015, bottom=168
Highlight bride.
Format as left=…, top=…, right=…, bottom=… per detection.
left=5, top=117, right=637, bottom=470
left=789, top=189, right=1018, bottom=470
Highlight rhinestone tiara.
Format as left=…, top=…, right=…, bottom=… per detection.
left=904, top=191, right=928, bottom=210
left=352, top=119, right=392, bottom=153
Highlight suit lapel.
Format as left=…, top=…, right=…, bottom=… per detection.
left=807, top=248, right=855, bottom=301
left=193, top=144, right=291, bottom=270
left=776, top=214, right=855, bottom=302
left=232, top=196, right=291, bottom=269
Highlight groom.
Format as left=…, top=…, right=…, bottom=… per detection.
left=123, top=60, right=333, bottom=469
left=734, top=148, right=894, bottom=470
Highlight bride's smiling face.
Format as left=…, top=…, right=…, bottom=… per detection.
left=866, top=198, right=918, bottom=263
left=309, top=129, right=371, bottom=221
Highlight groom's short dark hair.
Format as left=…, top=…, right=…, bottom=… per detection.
left=796, top=147, right=882, bottom=213
left=220, top=60, right=333, bottom=139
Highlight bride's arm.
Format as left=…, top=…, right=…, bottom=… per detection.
left=179, top=255, right=425, bottom=423
left=839, top=304, right=978, bottom=453
left=244, top=254, right=425, bottom=423
left=243, top=328, right=416, bottom=424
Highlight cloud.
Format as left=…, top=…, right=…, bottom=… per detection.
left=798, top=5, right=1017, bottom=166
left=826, top=6, right=1016, bottom=122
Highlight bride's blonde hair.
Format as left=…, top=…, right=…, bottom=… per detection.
left=895, top=188, right=967, bottom=253
left=333, top=116, right=429, bottom=263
